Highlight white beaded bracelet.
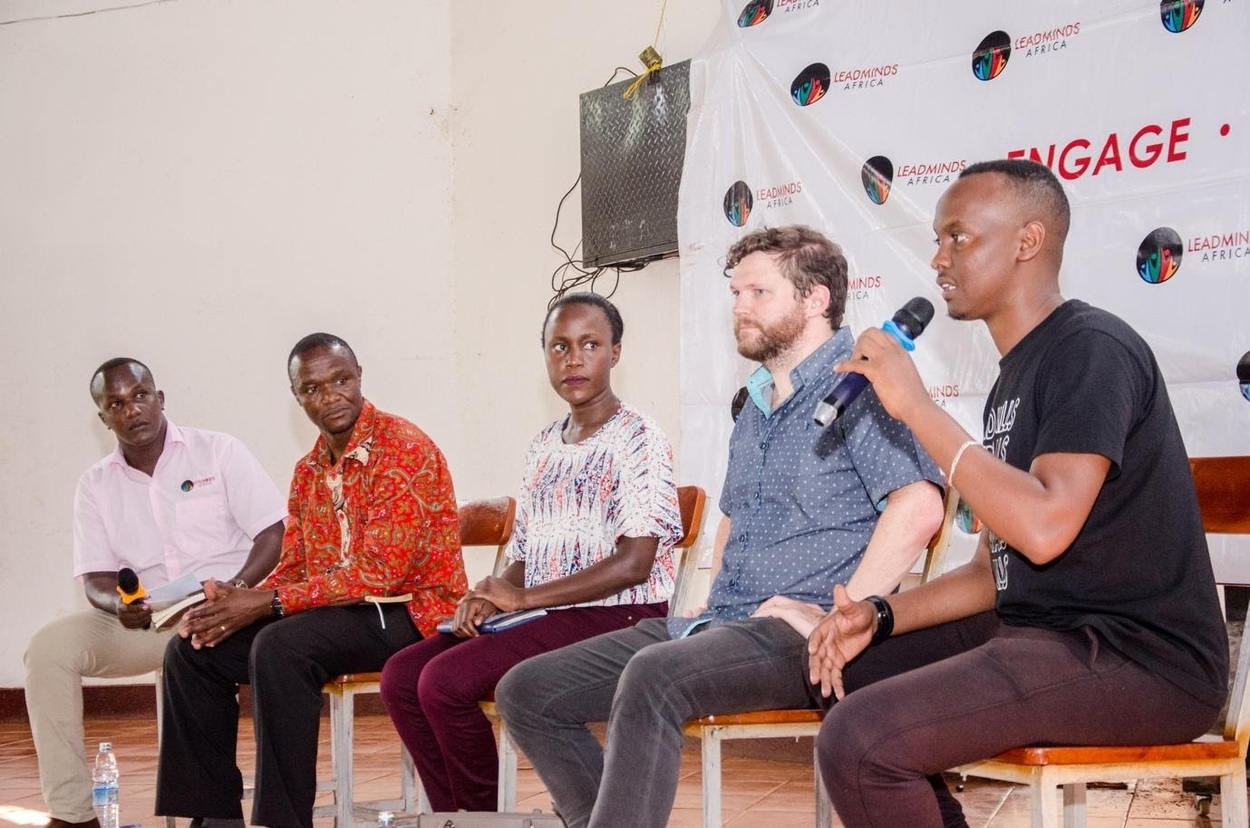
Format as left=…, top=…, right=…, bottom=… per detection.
left=947, top=439, right=982, bottom=487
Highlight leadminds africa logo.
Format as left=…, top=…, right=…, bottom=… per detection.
left=737, top=0, right=772, bottom=27
left=972, top=31, right=1011, bottom=80
left=1238, top=350, right=1250, bottom=403
left=860, top=155, right=964, bottom=202
left=791, top=63, right=830, bottom=106
left=956, top=498, right=983, bottom=535
left=861, top=156, right=893, bottom=205
left=1161, top=0, right=1203, bottom=33
left=723, top=181, right=753, bottom=227
left=1136, top=227, right=1184, bottom=284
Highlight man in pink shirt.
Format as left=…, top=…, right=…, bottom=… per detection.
left=24, top=358, right=286, bottom=828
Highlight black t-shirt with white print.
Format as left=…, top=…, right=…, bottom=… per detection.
left=985, top=299, right=1227, bottom=706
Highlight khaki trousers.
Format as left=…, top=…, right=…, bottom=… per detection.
left=24, top=609, right=174, bottom=822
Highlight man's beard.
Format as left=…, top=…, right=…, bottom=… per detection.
left=734, top=304, right=806, bottom=363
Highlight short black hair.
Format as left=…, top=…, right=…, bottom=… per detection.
left=287, top=332, right=357, bottom=381
left=541, top=293, right=624, bottom=346
left=960, top=159, right=1071, bottom=244
left=89, top=357, right=152, bottom=402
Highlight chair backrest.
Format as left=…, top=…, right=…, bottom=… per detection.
left=1191, top=456, right=1250, bottom=536
left=1189, top=457, right=1250, bottom=747
left=670, top=485, right=708, bottom=616
left=460, top=487, right=707, bottom=597
left=919, top=484, right=962, bottom=585
left=457, top=496, right=517, bottom=576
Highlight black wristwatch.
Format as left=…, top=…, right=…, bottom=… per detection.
left=865, top=595, right=894, bottom=646
left=270, top=591, right=285, bottom=618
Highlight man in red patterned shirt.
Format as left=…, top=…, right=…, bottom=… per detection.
left=155, top=332, right=467, bottom=828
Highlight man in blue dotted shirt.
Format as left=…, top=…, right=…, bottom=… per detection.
left=496, top=226, right=946, bottom=828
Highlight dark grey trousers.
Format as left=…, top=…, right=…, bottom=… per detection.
left=497, top=617, right=815, bottom=828
left=497, top=615, right=980, bottom=828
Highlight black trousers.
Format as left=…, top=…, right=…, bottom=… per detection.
left=154, top=604, right=420, bottom=828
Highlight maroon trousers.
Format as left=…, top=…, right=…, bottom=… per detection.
left=379, top=603, right=667, bottom=812
left=821, top=617, right=1223, bottom=828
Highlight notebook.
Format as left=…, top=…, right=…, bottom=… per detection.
left=436, top=608, right=548, bottom=635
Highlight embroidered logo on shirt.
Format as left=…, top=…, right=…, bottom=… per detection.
left=180, top=476, right=217, bottom=493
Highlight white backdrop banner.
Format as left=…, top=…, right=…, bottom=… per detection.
left=677, top=0, right=1250, bottom=577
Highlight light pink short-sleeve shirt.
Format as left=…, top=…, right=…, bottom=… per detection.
left=73, top=421, right=286, bottom=588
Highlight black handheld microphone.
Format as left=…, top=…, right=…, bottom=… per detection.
left=117, top=567, right=148, bottom=604
left=814, top=297, right=935, bottom=426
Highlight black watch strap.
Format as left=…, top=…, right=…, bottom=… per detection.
left=270, top=592, right=285, bottom=618
left=865, top=595, right=894, bottom=646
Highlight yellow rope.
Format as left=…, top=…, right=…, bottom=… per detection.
left=623, top=0, right=669, bottom=99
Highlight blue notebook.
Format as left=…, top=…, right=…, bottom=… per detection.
left=436, top=608, right=548, bottom=635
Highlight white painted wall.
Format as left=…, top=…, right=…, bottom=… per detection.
left=0, top=0, right=720, bottom=688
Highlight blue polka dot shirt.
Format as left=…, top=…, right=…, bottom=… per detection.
left=669, top=329, right=941, bottom=637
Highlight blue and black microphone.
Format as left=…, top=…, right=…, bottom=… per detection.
left=814, top=297, right=935, bottom=426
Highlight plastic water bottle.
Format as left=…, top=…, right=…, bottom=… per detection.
left=91, top=741, right=119, bottom=828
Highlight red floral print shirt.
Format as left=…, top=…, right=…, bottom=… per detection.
left=269, top=400, right=466, bottom=636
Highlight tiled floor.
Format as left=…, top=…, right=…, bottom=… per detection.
left=0, top=713, right=1237, bottom=827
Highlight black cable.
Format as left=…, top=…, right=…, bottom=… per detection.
left=548, top=174, right=587, bottom=272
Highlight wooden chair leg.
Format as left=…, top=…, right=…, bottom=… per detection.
left=700, top=728, right=723, bottom=827
left=1062, top=782, right=1086, bottom=828
left=497, top=720, right=518, bottom=811
left=1221, top=766, right=1249, bottom=827
left=333, top=690, right=353, bottom=828
left=1031, top=769, right=1060, bottom=828
left=813, top=741, right=832, bottom=828
left=400, top=745, right=417, bottom=814
left=315, top=679, right=418, bottom=825
left=154, top=669, right=165, bottom=748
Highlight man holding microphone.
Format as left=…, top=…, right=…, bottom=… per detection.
left=25, top=358, right=284, bottom=828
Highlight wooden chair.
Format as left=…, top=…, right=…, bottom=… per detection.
left=681, top=483, right=962, bottom=828
left=315, top=496, right=517, bottom=826
left=957, top=455, right=1250, bottom=828
left=484, top=484, right=708, bottom=811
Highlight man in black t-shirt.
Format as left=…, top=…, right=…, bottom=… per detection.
left=807, top=159, right=1228, bottom=828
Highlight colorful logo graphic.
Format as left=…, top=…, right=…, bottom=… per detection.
left=790, top=63, right=830, bottom=106
left=1238, top=351, right=1250, bottom=403
left=1136, top=227, right=1184, bottom=284
left=737, top=0, right=773, bottom=27
left=956, top=498, right=982, bottom=535
left=972, top=31, right=1012, bottom=81
left=860, top=156, right=894, bottom=205
left=1161, top=0, right=1203, bottom=33
left=723, top=181, right=753, bottom=227
left=180, top=480, right=195, bottom=493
